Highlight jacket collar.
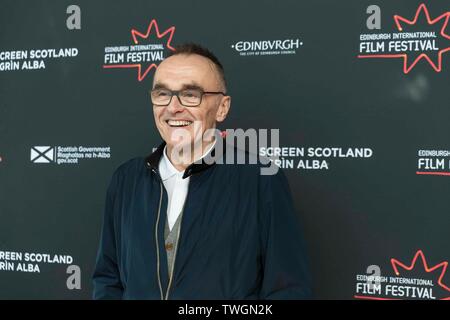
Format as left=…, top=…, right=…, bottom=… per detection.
left=145, top=139, right=225, bottom=179
left=158, top=145, right=184, bottom=181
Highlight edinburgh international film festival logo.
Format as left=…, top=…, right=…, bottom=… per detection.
left=355, top=250, right=450, bottom=300
left=416, top=149, right=450, bottom=177
left=103, top=19, right=175, bottom=81
left=358, top=3, right=450, bottom=73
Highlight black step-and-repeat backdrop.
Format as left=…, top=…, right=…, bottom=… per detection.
left=1, top=0, right=450, bottom=299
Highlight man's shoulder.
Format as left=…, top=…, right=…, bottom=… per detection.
left=111, top=156, right=147, bottom=180
left=221, top=143, right=257, bottom=165
left=219, top=143, right=283, bottom=178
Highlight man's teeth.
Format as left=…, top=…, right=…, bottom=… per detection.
left=167, top=120, right=193, bottom=127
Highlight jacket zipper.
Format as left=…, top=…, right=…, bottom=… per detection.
left=155, top=181, right=163, bottom=300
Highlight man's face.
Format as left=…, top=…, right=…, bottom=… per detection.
left=152, top=54, right=230, bottom=151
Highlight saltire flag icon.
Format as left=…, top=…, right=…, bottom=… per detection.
left=31, top=146, right=54, bottom=163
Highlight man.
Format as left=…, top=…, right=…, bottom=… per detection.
left=92, top=43, right=312, bottom=299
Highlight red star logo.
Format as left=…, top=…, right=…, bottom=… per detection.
left=391, top=250, right=450, bottom=299
left=103, top=19, right=175, bottom=81
left=358, top=3, right=450, bottom=73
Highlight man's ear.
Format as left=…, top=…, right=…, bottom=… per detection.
left=216, top=96, right=231, bottom=123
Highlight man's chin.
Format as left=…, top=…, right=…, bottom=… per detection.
left=165, top=139, right=195, bottom=152
left=164, top=125, right=195, bottom=137
left=163, top=127, right=197, bottom=146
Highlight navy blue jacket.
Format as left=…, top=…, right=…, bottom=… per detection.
left=92, top=142, right=312, bottom=299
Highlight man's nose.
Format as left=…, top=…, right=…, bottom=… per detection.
left=166, top=94, right=185, bottom=113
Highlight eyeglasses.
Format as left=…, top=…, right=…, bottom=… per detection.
left=150, top=88, right=226, bottom=107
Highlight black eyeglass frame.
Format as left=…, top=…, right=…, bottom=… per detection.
left=150, top=88, right=227, bottom=107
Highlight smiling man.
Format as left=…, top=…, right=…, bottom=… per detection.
left=92, top=43, right=312, bottom=300
left=151, top=47, right=230, bottom=171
